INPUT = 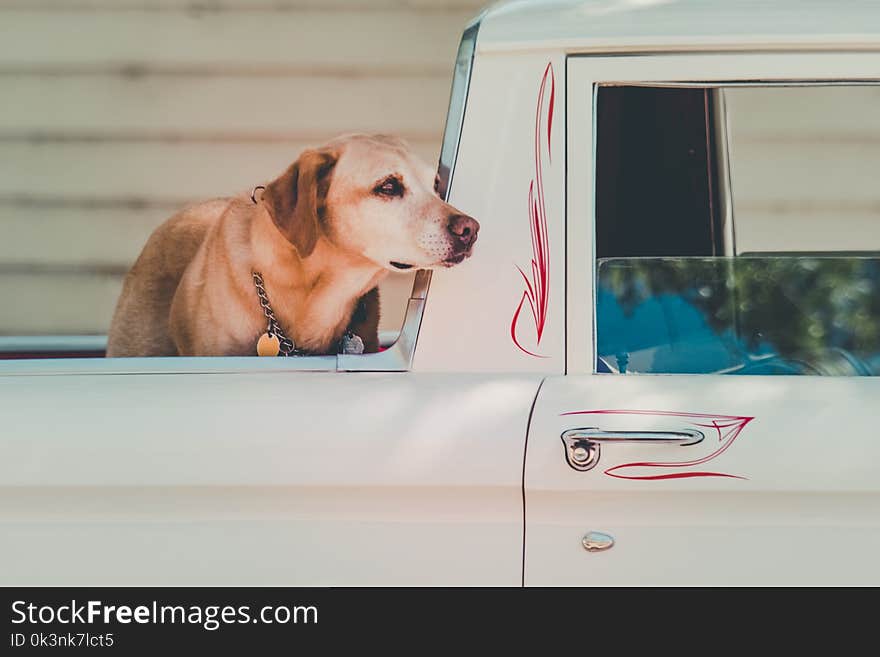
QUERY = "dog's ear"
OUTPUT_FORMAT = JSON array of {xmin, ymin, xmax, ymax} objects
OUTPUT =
[{"xmin": 262, "ymin": 148, "xmax": 338, "ymax": 257}]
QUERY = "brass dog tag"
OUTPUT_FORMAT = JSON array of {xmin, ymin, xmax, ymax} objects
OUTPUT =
[{"xmin": 257, "ymin": 332, "xmax": 280, "ymax": 357}]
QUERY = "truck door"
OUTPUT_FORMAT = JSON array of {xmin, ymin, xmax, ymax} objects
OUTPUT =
[
  {"xmin": 526, "ymin": 373, "xmax": 880, "ymax": 585},
  {"xmin": 523, "ymin": 53, "xmax": 880, "ymax": 586}
]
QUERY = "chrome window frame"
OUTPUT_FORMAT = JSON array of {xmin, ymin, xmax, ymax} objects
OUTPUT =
[{"xmin": 339, "ymin": 13, "xmax": 484, "ymax": 372}]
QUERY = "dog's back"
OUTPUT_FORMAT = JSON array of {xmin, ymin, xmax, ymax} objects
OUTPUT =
[{"xmin": 106, "ymin": 199, "xmax": 229, "ymax": 357}]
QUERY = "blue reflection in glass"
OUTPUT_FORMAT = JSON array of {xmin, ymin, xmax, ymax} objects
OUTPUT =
[{"xmin": 596, "ymin": 256, "xmax": 880, "ymax": 376}]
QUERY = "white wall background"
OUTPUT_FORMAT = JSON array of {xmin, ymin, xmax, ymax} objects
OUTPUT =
[
  {"xmin": 726, "ymin": 86, "xmax": 880, "ymax": 253},
  {"xmin": 0, "ymin": 0, "xmax": 486, "ymax": 335},
  {"xmin": 1, "ymin": 3, "xmax": 878, "ymax": 336}
]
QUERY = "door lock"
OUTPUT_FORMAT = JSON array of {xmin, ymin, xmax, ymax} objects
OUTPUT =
[{"xmin": 583, "ymin": 531, "xmax": 615, "ymax": 552}]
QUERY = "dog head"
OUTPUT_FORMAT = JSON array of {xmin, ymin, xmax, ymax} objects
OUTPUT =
[{"xmin": 262, "ymin": 134, "xmax": 479, "ymax": 271}]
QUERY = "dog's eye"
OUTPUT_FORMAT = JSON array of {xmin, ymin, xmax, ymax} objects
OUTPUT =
[{"xmin": 374, "ymin": 176, "xmax": 404, "ymax": 198}]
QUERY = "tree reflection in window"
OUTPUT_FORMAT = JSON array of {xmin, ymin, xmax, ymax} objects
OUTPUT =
[{"xmin": 597, "ymin": 257, "xmax": 880, "ymax": 376}]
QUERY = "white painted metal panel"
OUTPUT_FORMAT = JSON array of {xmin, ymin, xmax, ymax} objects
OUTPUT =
[
  {"xmin": 479, "ymin": 0, "xmax": 880, "ymax": 54},
  {"xmin": 416, "ymin": 51, "xmax": 567, "ymax": 374},
  {"xmin": 0, "ymin": 372, "xmax": 539, "ymax": 585},
  {"xmin": 526, "ymin": 375, "xmax": 880, "ymax": 586}
]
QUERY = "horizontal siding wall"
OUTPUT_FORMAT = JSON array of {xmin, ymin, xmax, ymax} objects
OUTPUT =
[
  {"xmin": 4, "ymin": 4, "xmax": 878, "ymax": 337},
  {"xmin": 0, "ymin": 0, "xmax": 485, "ymax": 335},
  {"xmin": 726, "ymin": 86, "xmax": 880, "ymax": 253}
]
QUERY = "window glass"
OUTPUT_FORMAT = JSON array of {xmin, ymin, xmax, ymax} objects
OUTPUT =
[
  {"xmin": 597, "ymin": 256, "xmax": 880, "ymax": 376},
  {"xmin": 595, "ymin": 84, "xmax": 880, "ymax": 375}
]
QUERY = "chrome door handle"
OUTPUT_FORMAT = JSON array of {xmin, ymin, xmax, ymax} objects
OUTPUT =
[{"xmin": 561, "ymin": 428, "xmax": 704, "ymax": 472}]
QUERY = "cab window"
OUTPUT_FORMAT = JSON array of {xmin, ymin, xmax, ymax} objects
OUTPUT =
[{"xmin": 595, "ymin": 84, "xmax": 880, "ymax": 376}]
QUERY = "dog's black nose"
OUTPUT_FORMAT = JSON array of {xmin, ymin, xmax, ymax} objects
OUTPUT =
[{"xmin": 447, "ymin": 214, "xmax": 480, "ymax": 248}]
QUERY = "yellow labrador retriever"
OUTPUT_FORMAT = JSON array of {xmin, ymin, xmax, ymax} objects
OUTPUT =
[{"xmin": 106, "ymin": 134, "xmax": 479, "ymax": 357}]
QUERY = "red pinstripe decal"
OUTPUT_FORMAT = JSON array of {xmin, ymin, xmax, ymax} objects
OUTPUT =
[
  {"xmin": 512, "ymin": 62, "xmax": 554, "ymax": 359},
  {"xmin": 561, "ymin": 409, "xmax": 755, "ymax": 480}
]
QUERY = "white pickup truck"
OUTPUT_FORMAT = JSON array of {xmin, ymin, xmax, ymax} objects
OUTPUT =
[{"xmin": 3, "ymin": 0, "xmax": 880, "ymax": 586}]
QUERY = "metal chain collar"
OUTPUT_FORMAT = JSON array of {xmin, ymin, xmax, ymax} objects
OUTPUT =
[
  {"xmin": 250, "ymin": 184, "xmax": 365, "ymax": 357},
  {"xmin": 252, "ymin": 271, "xmax": 303, "ymax": 356}
]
